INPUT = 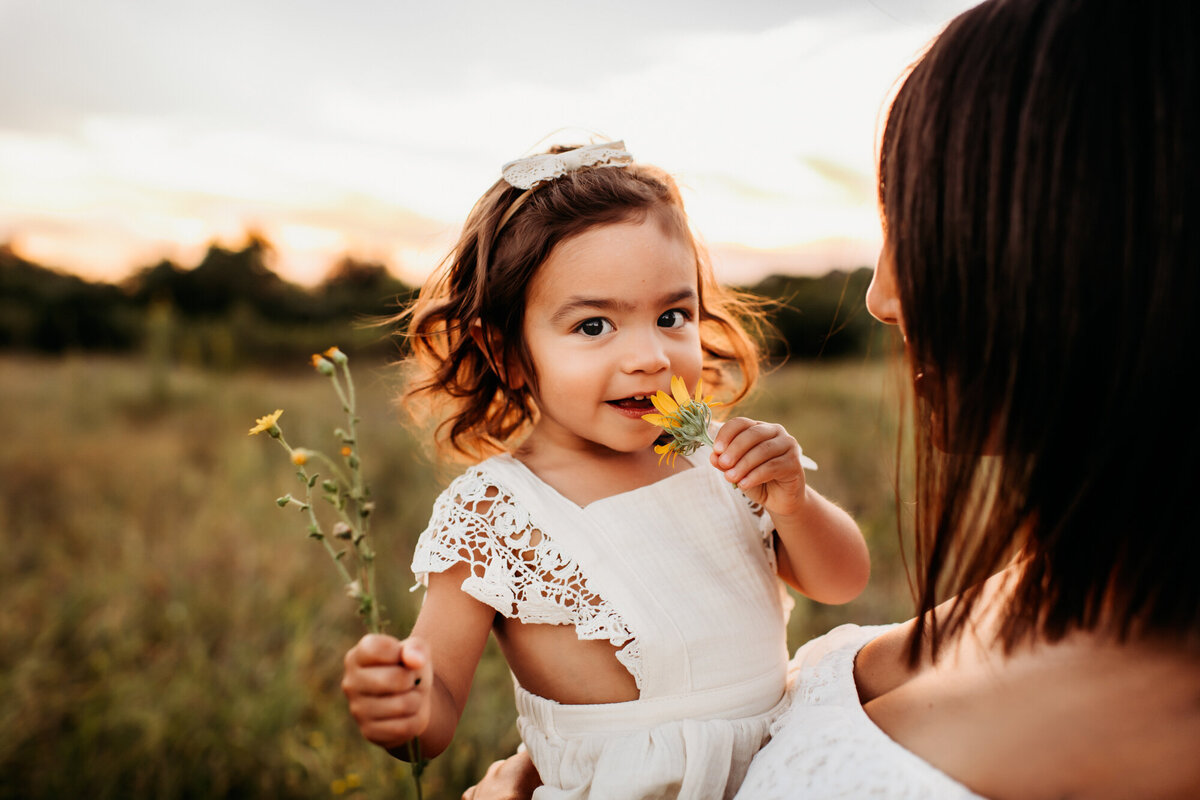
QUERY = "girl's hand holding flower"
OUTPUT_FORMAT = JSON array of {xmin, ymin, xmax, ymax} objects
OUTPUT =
[
  {"xmin": 711, "ymin": 418, "xmax": 813, "ymax": 518},
  {"xmin": 342, "ymin": 634, "xmax": 433, "ymax": 755}
]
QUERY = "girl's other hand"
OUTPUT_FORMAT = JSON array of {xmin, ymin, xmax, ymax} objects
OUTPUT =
[
  {"xmin": 462, "ymin": 750, "xmax": 542, "ymax": 800},
  {"xmin": 342, "ymin": 633, "xmax": 433, "ymax": 752},
  {"xmin": 711, "ymin": 417, "xmax": 809, "ymax": 516}
]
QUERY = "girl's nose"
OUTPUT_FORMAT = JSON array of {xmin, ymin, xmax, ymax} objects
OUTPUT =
[
  {"xmin": 866, "ymin": 248, "xmax": 902, "ymax": 326},
  {"xmin": 622, "ymin": 331, "xmax": 670, "ymax": 374}
]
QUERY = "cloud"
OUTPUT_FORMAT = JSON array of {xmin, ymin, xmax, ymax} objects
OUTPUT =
[
  {"xmin": 0, "ymin": 0, "xmax": 976, "ymax": 281},
  {"xmin": 798, "ymin": 156, "xmax": 877, "ymax": 206}
]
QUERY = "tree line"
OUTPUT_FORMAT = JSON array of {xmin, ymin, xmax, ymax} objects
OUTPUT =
[{"xmin": 0, "ymin": 237, "xmax": 887, "ymax": 367}]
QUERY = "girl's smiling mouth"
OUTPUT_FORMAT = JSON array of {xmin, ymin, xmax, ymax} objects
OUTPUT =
[{"xmin": 606, "ymin": 395, "xmax": 657, "ymax": 417}]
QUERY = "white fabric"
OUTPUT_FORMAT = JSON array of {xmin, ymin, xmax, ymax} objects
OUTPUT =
[
  {"xmin": 412, "ymin": 451, "xmax": 792, "ymax": 799},
  {"xmin": 500, "ymin": 141, "xmax": 634, "ymax": 190},
  {"xmin": 735, "ymin": 624, "xmax": 987, "ymax": 799}
]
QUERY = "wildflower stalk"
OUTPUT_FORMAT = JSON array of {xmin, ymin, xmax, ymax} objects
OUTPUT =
[{"xmin": 251, "ymin": 349, "xmax": 426, "ymax": 798}]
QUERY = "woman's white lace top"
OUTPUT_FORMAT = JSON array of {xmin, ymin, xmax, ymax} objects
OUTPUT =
[
  {"xmin": 412, "ymin": 452, "xmax": 792, "ymax": 799},
  {"xmin": 735, "ymin": 624, "xmax": 988, "ymax": 799}
]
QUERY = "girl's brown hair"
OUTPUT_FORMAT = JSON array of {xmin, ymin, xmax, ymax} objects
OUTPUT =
[
  {"xmin": 400, "ymin": 149, "xmax": 767, "ymax": 462},
  {"xmin": 880, "ymin": 0, "xmax": 1200, "ymax": 662}
]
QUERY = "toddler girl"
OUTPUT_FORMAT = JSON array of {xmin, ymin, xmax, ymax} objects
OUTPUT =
[{"xmin": 342, "ymin": 141, "xmax": 869, "ymax": 798}]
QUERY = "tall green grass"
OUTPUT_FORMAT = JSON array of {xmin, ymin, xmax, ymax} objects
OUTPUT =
[{"xmin": 0, "ymin": 353, "xmax": 910, "ymax": 798}]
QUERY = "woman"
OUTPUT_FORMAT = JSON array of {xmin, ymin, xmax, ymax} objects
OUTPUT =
[{"xmin": 467, "ymin": 0, "xmax": 1200, "ymax": 795}]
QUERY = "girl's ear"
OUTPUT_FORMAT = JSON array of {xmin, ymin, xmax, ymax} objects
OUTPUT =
[{"xmin": 469, "ymin": 319, "xmax": 526, "ymax": 389}]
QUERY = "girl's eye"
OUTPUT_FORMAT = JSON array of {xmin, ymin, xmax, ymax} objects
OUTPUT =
[
  {"xmin": 657, "ymin": 309, "xmax": 689, "ymax": 329},
  {"xmin": 577, "ymin": 318, "xmax": 613, "ymax": 337}
]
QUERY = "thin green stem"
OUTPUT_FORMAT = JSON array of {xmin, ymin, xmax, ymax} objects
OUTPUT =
[{"xmin": 312, "ymin": 450, "xmax": 353, "ymax": 489}]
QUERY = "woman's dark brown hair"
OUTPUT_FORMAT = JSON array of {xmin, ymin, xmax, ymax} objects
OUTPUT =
[
  {"xmin": 880, "ymin": 0, "xmax": 1199, "ymax": 660},
  {"xmin": 401, "ymin": 151, "xmax": 766, "ymax": 461}
]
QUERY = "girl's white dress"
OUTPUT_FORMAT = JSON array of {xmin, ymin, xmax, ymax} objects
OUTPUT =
[
  {"xmin": 412, "ymin": 451, "xmax": 792, "ymax": 799},
  {"xmin": 735, "ymin": 624, "xmax": 987, "ymax": 799}
]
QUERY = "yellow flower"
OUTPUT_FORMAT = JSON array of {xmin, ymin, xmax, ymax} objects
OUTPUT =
[
  {"xmin": 324, "ymin": 346, "xmax": 348, "ymax": 365},
  {"xmin": 248, "ymin": 409, "xmax": 284, "ymax": 436},
  {"xmin": 291, "ymin": 449, "xmax": 310, "ymax": 466},
  {"xmin": 642, "ymin": 376, "xmax": 721, "ymax": 466},
  {"xmin": 345, "ymin": 773, "xmax": 362, "ymax": 789},
  {"xmin": 340, "ymin": 446, "xmax": 353, "ymax": 458}
]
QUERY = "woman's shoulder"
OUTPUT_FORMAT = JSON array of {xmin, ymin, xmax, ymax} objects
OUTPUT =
[{"xmin": 857, "ymin": 624, "xmax": 1200, "ymax": 799}]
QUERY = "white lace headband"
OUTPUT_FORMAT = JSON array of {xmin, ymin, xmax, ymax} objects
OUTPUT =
[{"xmin": 500, "ymin": 140, "xmax": 634, "ymax": 190}]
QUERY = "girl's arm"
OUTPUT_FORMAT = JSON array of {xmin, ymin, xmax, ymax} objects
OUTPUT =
[
  {"xmin": 342, "ymin": 561, "xmax": 494, "ymax": 759},
  {"xmin": 712, "ymin": 417, "xmax": 870, "ymax": 604}
]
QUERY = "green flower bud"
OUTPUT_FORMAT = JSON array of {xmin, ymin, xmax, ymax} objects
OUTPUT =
[
  {"xmin": 323, "ymin": 346, "xmax": 348, "ymax": 365},
  {"xmin": 310, "ymin": 354, "xmax": 335, "ymax": 376}
]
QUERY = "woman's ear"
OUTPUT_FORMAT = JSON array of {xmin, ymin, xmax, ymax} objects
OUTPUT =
[{"xmin": 469, "ymin": 319, "xmax": 525, "ymax": 389}]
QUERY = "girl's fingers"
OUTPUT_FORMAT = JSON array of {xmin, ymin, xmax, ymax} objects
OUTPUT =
[
  {"xmin": 346, "ymin": 633, "xmax": 405, "ymax": 668},
  {"xmin": 716, "ymin": 427, "xmax": 795, "ymax": 475},
  {"xmin": 359, "ymin": 716, "xmax": 426, "ymax": 749},
  {"xmin": 346, "ymin": 664, "xmax": 424, "ymax": 696},
  {"xmin": 348, "ymin": 686, "xmax": 427, "ymax": 723},
  {"xmin": 712, "ymin": 416, "xmax": 756, "ymax": 454},
  {"xmin": 735, "ymin": 457, "xmax": 804, "ymax": 491},
  {"xmin": 724, "ymin": 438, "xmax": 796, "ymax": 482},
  {"xmin": 398, "ymin": 636, "xmax": 431, "ymax": 679},
  {"xmin": 713, "ymin": 420, "xmax": 781, "ymax": 468}
]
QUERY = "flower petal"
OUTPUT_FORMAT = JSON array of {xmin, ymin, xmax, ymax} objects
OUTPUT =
[
  {"xmin": 651, "ymin": 389, "xmax": 679, "ymax": 416},
  {"xmin": 693, "ymin": 377, "xmax": 705, "ymax": 402},
  {"xmin": 248, "ymin": 409, "xmax": 284, "ymax": 435},
  {"xmin": 642, "ymin": 413, "xmax": 676, "ymax": 428},
  {"xmin": 671, "ymin": 375, "xmax": 690, "ymax": 407}
]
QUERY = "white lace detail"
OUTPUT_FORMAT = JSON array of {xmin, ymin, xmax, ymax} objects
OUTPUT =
[
  {"xmin": 500, "ymin": 141, "xmax": 634, "ymax": 190},
  {"xmin": 412, "ymin": 467, "xmax": 644, "ymax": 689},
  {"xmin": 735, "ymin": 625, "xmax": 985, "ymax": 799}
]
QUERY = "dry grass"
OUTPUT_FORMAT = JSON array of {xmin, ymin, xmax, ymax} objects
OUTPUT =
[{"xmin": 0, "ymin": 353, "xmax": 911, "ymax": 799}]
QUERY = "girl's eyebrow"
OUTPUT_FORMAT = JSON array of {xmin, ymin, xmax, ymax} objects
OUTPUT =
[{"xmin": 549, "ymin": 288, "xmax": 697, "ymax": 324}]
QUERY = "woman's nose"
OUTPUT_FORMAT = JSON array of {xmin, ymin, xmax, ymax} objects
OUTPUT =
[{"xmin": 866, "ymin": 249, "xmax": 902, "ymax": 326}]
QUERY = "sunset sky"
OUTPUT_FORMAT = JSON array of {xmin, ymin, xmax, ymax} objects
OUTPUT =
[{"xmin": 0, "ymin": 0, "xmax": 978, "ymax": 286}]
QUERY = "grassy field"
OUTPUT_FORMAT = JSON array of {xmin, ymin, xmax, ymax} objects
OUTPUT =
[{"xmin": 0, "ymin": 352, "xmax": 911, "ymax": 799}]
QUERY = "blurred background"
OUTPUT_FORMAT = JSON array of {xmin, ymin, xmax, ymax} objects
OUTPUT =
[{"xmin": 1, "ymin": 0, "xmax": 975, "ymax": 797}]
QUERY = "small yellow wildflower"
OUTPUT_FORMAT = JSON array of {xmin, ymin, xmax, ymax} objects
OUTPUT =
[
  {"xmin": 291, "ymin": 449, "xmax": 310, "ymax": 466},
  {"xmin": 248, "ymin": 409, "xmax": 284, "ymax": 436},
  {"xmin": 330, "ymin": 778, "xmax": 347, "ymax": 795},
  {"xmin": 345, "ymin": 773, "xmax": 362, "ymax": 789},
  {"xmin": 642, "ymin": 376, "xmax": 721, "ymax": 466},
  {"xmin": 324, "ymin": 346, "xmax": 348, "ymax": 365},
  {"xmin": 341, "ymin": 446, "xmax": 353, "ymax": 458}
]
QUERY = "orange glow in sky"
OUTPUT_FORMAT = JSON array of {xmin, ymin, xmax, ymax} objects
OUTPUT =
[{"xmin": 0, "ymin": 1, "xmax": 977, "ymax": 286}]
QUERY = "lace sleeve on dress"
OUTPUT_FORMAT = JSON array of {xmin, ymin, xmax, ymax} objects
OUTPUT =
[{"xmin": 411, "ymin": 467, "xmax": 644, "ymax": 688}]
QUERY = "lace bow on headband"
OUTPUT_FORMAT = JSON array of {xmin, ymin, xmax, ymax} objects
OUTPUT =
[{"xmin": 501, "ymin": 140, "xmax": 633, "ymax": 190}]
